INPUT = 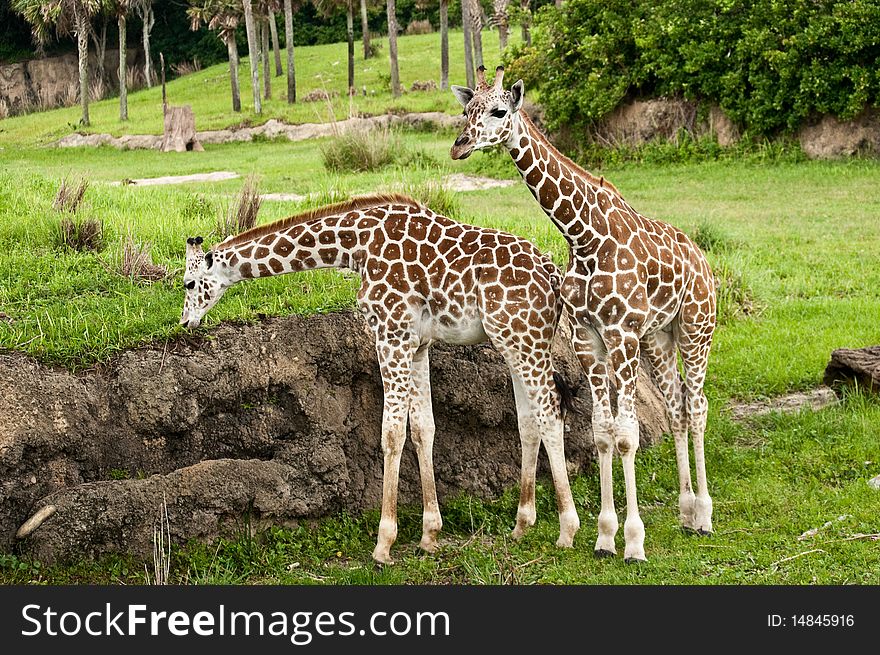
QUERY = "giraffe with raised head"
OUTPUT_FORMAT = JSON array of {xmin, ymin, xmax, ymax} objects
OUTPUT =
[
  {"xmin": 449, "ymin": 66, "xmax": 716, "ymax": 562},
  {"xmin": 180, "ymin": 194, "xmax": 581, "ymax": 564}
]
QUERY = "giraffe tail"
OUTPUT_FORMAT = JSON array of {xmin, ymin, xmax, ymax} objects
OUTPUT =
[{"xmin": 553, "ymin": 371, "xmax": 580, "ymax": 417}]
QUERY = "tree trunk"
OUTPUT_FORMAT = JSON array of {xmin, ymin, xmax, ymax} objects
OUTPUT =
[
  {"xmin": 520, "ymin": 0, "xmax": 531, "ymax": 46},
  {"xmin": 461, "ymin": 0, "xmax": 475, "ymax": 89},
  {"xmin": 494, "ymin": 0, "xmax": 509, "ymax": 50},
  {"xmin": 555, "ymin": 0, "xmax": 562, "ymax": 7},
  {"xmin": 76, "ymin": 14, "xmax": 90, "ymax": 126},
  {"xmin": 440, "ymin": 0, "xmax": 448, "ymax": 90},
  {"xmin": 141, "ymin": 4, "xmax": 155, "ymax": 88},
  {"xmin": 346, "ymin": 1, "xmax": 355, "ymax": 93},
  {"xmin": 283, "ymin": 0, "xmax": 295, "ymax": 103},
  {"xmin": 470, "ymin": 0, "xmax": 483, "ymax": 69},
  {"xmin": 242, "ymin": 0, "xmax": 262, "ymax": 113},
  {"xmin": 118, "ymin": 13, "xmax": 127, "ymax": 121},
  {"xmin": 269, "ymin": 11, "xmax": 282, "ymax": 76},
  {"xmin": 227, "ymin": 35, "xmax": 242, "ymax": 112},
  {"xmin": 386, "ymin": 0, "xmax": 400, "ymax": 97},
  {"xmin": 360, "ymin": 0, "xmax": 371, "ymax": 59},
  {"xmin": 261, "ymin": 17, "xmax": 271, "ymax": 100}
]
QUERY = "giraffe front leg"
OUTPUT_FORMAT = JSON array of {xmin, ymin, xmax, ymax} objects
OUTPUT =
[
  {"xmin": 371, "ymin": 331, "xmax": 415, "ymax": 566},
  {"xmin": 571, "ymin": 324, "xmax": 618, "ymax": 556},
  {"xmin": 408, "ymin": 348, "xmax": 443, "ymax": 554},
  {"xmin": 607, "ymin": 332, "xmax": 646, "ymax": 562}
]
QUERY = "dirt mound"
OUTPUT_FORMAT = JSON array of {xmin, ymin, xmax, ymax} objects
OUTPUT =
[
  {"xmin": 595, "ymin": 98, "xmax": 740, "ymax": 147},
  {"xmin": 0, "ymin": 312, "xmax": 669, "ymax": 563},
  {"xmin": 798, "ymin": 111, "xmax": 880, "ymax": 159}
]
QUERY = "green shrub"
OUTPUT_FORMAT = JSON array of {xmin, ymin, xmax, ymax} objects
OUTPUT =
[
  {"xmin": 402, "ymin": 181, "xmax": 462, "ymax": 220},
  {"xmin": 507, "ymin": 0, "xmax": 880, "ymax": 138}
]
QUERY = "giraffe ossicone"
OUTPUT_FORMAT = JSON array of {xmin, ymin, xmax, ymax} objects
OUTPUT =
[
  {"xmin": 180, "ymin": 194, "xmax": 581, "ymax": 564},
  {"xmin": 451, "ymin": 66, "xmax": 717, "ymax": 561}
]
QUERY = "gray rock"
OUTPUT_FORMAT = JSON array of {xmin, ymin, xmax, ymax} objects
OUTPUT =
[{"xmin": 824, "ymin": 346, "xmax": 880, "ymax": 394}]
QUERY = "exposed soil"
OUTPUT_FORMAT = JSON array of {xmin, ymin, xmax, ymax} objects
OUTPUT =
[
  {"xmin": 443, "ymin": 173, "xmax": 517, "ymax": 192},
  {"xmin": 110, "ymin": 172, "xmax": 240, "ymax": 186},
  {"xmin": 0, "ymin": 312, "xmax": 670, "ymax": 563}
]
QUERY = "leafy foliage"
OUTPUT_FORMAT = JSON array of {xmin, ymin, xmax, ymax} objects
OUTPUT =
[{"xmin": 507, "ymin": 0, "xmax": 880, "ymax": 137}]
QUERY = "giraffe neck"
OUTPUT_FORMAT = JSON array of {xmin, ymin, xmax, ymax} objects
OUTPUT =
[
  {"xmin": 507, "ymin": 113, "xmax": 616, "ymax": 245},
  {"xmin": 216, "ymin": 214, "xmax": 369, "ymax": 282}
]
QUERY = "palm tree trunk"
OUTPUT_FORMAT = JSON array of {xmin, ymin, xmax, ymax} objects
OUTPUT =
[
  {"xmin": 386, "ymin": 0, "xmax": 400, "ymax": 97},
  {"xmin": 461, "ymin": 0, "xmax": 475, "ymax": 88},
  {"xmin": 227, "ymin": 35, "xmax": 241, "ymax": 112},
  {"xmin": 269, "ymin": 11, "xmax": 282, "ymax": 76},
  {"xmin": 494, "ymin": 0, "xmax": 509, "ymax": 50},
  {"xmin": 118, "ymin": 13, "xmax": 127, "ymax": 121},
  {"xmin": 520, "ymin": 0, "xmax": 531, "ymax": 46},
  {"xmin": 76, "ymin": 13, "xmax": 90, "ymax": 126},
  {"xmin": 470, "ymin": 0, "xmax": 483, "ymax": 69},
  {"xmin": 242, "ymin": 0, "xmax": 261, "ymax": 113},
  {"xmin": 261, "ymin": 17, "xmax": 271, "ymax": 100},
  {"xmin": 359, "ymin": 0, "xmax": 371, "ymax": 59},
  {"xmin": 440, "ymin": 0, "xmax": 448, "ymax": 90},
  {"xmin": 346, "ymin": 0, "xmax": 354, "ymax": 93},
  {"xmin": 283, "ymin": 0, "xmax": 295, "ymax": 103},
  {"xmin": 141, "ymin": 4, "xmax": 155, "ymax": 88}
]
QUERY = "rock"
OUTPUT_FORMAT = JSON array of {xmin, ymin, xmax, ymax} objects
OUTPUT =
[
  {"xmin": 1, "ymin": 312, "xmax": 670, "ymax": 563},
  {"xmin": 823, "ymin": 346, "xmax": 880, "ymax": 394},
  {"xmin": 869, "ymin": 475, "xmax": 880, "ymax": 490},
  {"xmin": 708, "ymin": 105, "xmax": 740, "ymax": 147},
  {"xmin": 798, "ymin": 111, "xmax": 880, "ymax": 159}
]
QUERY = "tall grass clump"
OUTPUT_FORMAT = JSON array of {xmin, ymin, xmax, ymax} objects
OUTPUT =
[
  {"xmin": 321, "ymin": 127, "xmax": 399, "ymax": 173},
  {"xmin": 52, "ymin": 176, "xmax": 105, "ymax": 252},
  {"xmin": 218, "ymin": 175, "xmax": 262, "ymax": 239},
  {"xmin": 402, "ymin": 181, "xmax": 461, "ymax": 220},
  {"xmin": 713, "ymin": 259, "xmax": 759, "ymax": 324},
  {"xmin": 119, "ymin": 232, "xmax": 168, "ymax": 283}
]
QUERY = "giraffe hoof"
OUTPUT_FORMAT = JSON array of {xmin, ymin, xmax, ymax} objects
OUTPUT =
[
  {"xmin": 594, "ymin": 549, "xmax": 616, "ymax": 559},
  {"xmin": 624, "ymin": 556, "xmax": 647, "ymax": 565},
  {"xmin": 697, "ymin": 527, "xmax": 713, "ymax": 537}
]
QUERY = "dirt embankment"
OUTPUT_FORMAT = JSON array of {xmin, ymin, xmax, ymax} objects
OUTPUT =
[{"xmin": 0, "ymin": 312, "xmax": 670, "ymax": 563}]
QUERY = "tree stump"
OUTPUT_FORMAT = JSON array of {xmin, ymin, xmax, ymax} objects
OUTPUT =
[
  {"xmin": 160, "ymin": 105, "xmax": 204, "ymax": 152},
  {"xmin": 823, "ymin": 346, "xmax": 880, "ymax": 394}
]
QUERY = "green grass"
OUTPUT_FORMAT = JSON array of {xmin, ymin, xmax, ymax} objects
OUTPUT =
[
  {"xmin": 0, "ymin": 29, "xmax": 504, "ymax": 147},
  {"xmin": 1, "ymin": 32, "xmax": 879, "ymax": 585}
]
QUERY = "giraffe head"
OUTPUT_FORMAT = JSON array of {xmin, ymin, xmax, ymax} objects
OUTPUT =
[
  {"xmin": 450, "ymin": 65, "xmax": 524, "ymax": 160},
  {"xmin": 180, "ymin": 236, "xmax": 230, "ymax": 329}
]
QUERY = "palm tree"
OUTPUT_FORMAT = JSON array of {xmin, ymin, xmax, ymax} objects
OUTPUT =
[
  {"xmin": 493, "ymin": 0, "xmax": 509, "ymax": 50},
  {"xmin": 242, "ymin": 0, "xmax": 262, "ymax": 113},
  {"xmin": 259, "ymin": 8, "xmax": 271, "ymax": 99},
  {"xmin": 13, "ymin": 0, "xmax": 104, "ymax": 126},
  {"xmin": 359, "ymin": 0, "xmax": 370, "ymax": 59},
  {"xmin": 468, "ymin": 0, "xmax": 483, "ymax": 69},
  {"xmin": 386, "ymin": 0, "xmax": 399, "ymax": 96},
  {"xmin": 460, "ymin": 0, "xmax": 474, "ymax": 88},
  {"xmin": 439, "ymin": 0, "xmax": 448, "ymax": 89},
  {"xmin": 283, "ymin": 0, "xmax": 295, "ymax": 102},
  {"xmin": 314, "ymin": 0, "xmax": 355, "ymax": 94},
  {"xmin": 134, "ymin": 0, "xmax": 154, "ymax": 87},
  {"xmin": 520, "ymin": 0, "xmax": 530, "ymax": 45},
  {"xmin": 188, "ymin": 0, "xmax": 242, "ymax": 112},
  {"xmin": 113, "ymin": 0, "xmax": 131, "ymax": 121},
  {"xmin": 267, "ymin": 1, "xmax": 282, "ymax": 76}
]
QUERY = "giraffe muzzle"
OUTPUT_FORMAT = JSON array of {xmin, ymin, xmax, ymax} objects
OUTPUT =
[{"xmin": 450, "ymin": 133, "xmax": 474, "ymax": 160}]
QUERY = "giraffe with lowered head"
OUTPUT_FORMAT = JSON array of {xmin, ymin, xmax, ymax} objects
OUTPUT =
[
  {"xmin": 180, "ymin": 193, "xmax": 581, "ymax": 564},
  {"xmin": 450, "ymin": 66, "xmax": 717, "ymax": 561}
]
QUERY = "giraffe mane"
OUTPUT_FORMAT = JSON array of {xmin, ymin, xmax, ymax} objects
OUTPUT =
[
  {"xmin": 519, "ymin": 113, "xmax": 621, "ymax": 196},
  {"xmin": 215, "ymin": 193, "xmax": 422, "ymax": 249}
]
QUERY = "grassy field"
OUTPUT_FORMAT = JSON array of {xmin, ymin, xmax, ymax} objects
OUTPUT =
[{"xmin": 1, "ymin": 32, "xmax": 878, "ymax": 585}]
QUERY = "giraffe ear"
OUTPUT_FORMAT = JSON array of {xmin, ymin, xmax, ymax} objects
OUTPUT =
[
  {"xmin": 451, "ymin": 85, "xmax": 474, "ymax": 109},
  {"xmin": 509, "ymin": 79, "xmax": 525, "ymax": 113}
]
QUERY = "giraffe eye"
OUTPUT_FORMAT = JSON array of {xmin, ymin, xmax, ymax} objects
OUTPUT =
[
  {"xmin": 490, "ymin": 108, "xmax": 507, "ymax": 119},
  {"xmin": 184, "ymin": 281, "xmax": 196, "ymax": 290}
]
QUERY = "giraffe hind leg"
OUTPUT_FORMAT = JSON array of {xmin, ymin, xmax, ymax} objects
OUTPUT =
[{"xmin": 642, "ymin": 329, "xmax": 696, "ymax": 530}]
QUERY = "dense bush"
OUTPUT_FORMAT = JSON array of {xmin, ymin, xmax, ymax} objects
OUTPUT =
[{"xmin": 507, "ymin": 0, "xmax": 880, "ymax": 137}]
